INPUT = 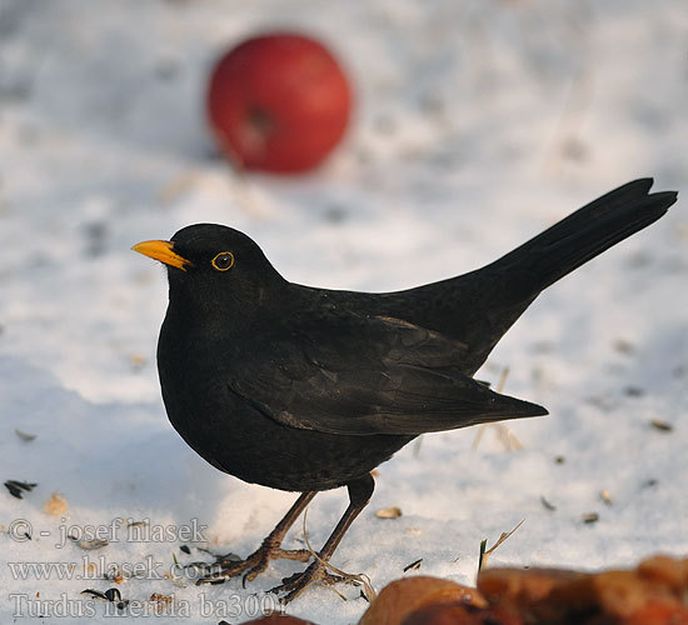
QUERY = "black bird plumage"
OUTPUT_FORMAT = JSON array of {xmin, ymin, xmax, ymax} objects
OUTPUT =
[{"xmin": 133, "ymin": 178, "xmax": 677, "ymax": 601}]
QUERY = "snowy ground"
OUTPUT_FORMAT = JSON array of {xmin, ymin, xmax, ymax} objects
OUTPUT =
[{"xmin": 0, "ymin": 1, "xmax": 686, "ymax": 623}]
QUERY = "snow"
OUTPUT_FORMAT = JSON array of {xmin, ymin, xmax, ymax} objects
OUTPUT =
[{"xmin": 0, "ymin": 1, "xmax": 686, "ymax": 623}]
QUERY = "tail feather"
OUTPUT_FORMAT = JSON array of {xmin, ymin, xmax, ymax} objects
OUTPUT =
[
  {"xmin": 488, "ymin": 179, "xmax": 677, "ymax": 295},
  {"xmin": 386, "ymin": 178, "xmax": 678, "ymax": 375},
  {"xmin": 449, "ymin": 179, "xmax": 677, "ymax": 373}
]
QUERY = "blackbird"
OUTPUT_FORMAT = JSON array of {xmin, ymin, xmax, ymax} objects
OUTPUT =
[{"xmin": 133, "ymin": 178, "xmax": 676, "ymax": 602}]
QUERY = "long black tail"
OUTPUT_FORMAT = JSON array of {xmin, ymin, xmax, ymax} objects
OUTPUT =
[
  {"xmin": 438, "ymin": 178, "xmax": 678, "ymax": 373},
  {"xmin": 488, "ymin": 178, "xmax": 677, "ymax": 294}
]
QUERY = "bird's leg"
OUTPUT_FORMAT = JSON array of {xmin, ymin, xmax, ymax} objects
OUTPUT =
[
  {"xmin": 269, "ymin": 473, "xmax": 375, "ymax": 604},
  {"xmin": 196, "ymin": 490, "xmax": 316, "ymax": 586}
]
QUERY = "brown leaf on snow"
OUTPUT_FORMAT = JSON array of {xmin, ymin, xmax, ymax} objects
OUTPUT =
[
  {"xmin": 43, "ymin": 492, "xmax": 68, "ymax": 516},
  {"xmin": 376, "ymin": 506, "xmax": 402, "ymax": 519}
]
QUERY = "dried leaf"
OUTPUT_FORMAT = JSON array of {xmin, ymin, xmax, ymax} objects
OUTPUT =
[
  {"xmin": 4, "ymin": 480, "xmax": 37, "ymax": 499},
  {"xmin": 403, "ymin": 558, "xmax": 423, "ymax": 573},
  {"xmin": 104, "ymin": 587, "xmax": 129, "ymax": 610},
  {"xmin": 43, "ymin": 492, "xmax": 68, "ymax": 516},
  {"xmin": 15, "ymin": 429, "xmax": 37, "ymax": 442},
  {"xmin": 599, "ymin": 490, "xmax": 613, "ymax": 506},
  {"xmin": 127, "ymin": 519, "xmax": 148, "ymax": 529},
  {"xmin": 81, "ymin": 589, "xmax": 107, "ymax": 600},
  {"xmin": 149, "ymin": 592, "xmax": 173, "ymax": 604},
  {"xmin": 613, "ymin": 339, "xmax": 636, "ymax": 355},
  {"xmin": 540, "ymin": 496, "xmax": 557, "ymax": 511},
  {"xmin": 70, "ymin": 534, "xmax": 109, "ymax": 550},
  {"xmin": 129, "ymin": 354, "xmax": 147, "ymax": 370},
  {"xmin": 375, "ymin": 506, "xmax": 402, "ymax": 519},
  {"xmin": 479, "ymin": 519, "xmax": 525, "ymax": 571},
  {"xmin": 149, "ymin": 593, "xmax": 173, "ymax": 614},
  {"xmin": 650, "ymin": 419, "xmax": 673, "ymax": 432}
]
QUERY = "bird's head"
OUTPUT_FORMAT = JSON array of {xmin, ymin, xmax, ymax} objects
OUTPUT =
[{"xmin": 132, "ymin": 224, "xmax": 286, "ymax": 312}]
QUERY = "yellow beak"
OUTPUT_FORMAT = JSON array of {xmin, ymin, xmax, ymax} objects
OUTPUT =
[{"xmin": 131, "ymin": 240, "xmax": 192, "ymax": 271}]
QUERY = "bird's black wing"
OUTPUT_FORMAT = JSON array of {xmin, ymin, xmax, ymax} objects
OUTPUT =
[{"xmin": 227, "ymin": 313, "xmax": 547, "ymax": 436}]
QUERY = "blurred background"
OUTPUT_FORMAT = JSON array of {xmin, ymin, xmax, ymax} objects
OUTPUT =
[
  {"xmin": 1, "ymin": 0, "xmax": 685, "ymax": 402},
  {"xmin": 0, "ymin": 1, "xmax": 686, "ymax": 622}
]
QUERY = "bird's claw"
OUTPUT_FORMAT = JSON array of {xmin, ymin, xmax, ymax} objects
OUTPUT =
[
  {"xmin": 268, "ymin": 561, "xmax": 359, "ymax": 604},
  {"xmin": 242, "ymin": 547, "xmax": 312, "ymax": 586},
  {"xmin": 193, "ymin": 544, "xmax": 312, "ymax": 587}
]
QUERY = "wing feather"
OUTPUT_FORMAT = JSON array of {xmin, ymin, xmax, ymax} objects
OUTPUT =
[{"xmin": 227, "ymin": 313, "xmax": 547, "ymax": 436}]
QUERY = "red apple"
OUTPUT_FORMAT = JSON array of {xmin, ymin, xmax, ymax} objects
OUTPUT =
[{"xmin": 206, "ymin": 32, "xmax": 353, "ymax": 173}]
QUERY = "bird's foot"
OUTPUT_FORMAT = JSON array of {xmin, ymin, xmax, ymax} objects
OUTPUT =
[
  {"xmin": 194, "ymin": 539, "xmax": 312, "ymax": 587},
  {"xmin": 268, "ymin": 560, "xmax": 360, "ymax": 604}
]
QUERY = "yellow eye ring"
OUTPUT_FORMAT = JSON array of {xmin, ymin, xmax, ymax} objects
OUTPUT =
[{"xmin": 211, "ymin": 251, "xmax": 235, "ymax": 272}]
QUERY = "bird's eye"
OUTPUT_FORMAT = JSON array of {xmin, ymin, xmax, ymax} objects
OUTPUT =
[{"xmin": 211, "ymin": 251, "xmax": 235, "ymax": 272}]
